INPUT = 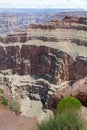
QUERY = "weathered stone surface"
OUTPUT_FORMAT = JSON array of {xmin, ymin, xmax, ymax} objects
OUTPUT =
[
  {"xmin": 0, "ymin": 14, "xmax": 87, "ymax": 120},
  {"xmin": 4, "ymin": 33, "xmax": 28, "ymax": 43},
  {"xmin": 0, "ymin": 44, "xmax": 87, "ymax": 84},
  {"xmin": 0, "ymin": 15, "xmax": 87, "ymax": 44},
  {"xmin": 63, "ymin": 15, "xmax": 79, "ymax": 23},
  {"xmin": 71, "ymin": 38, "xmax": 87, "ymax": 47},
  {"xmin": 29, "ymin": 15, "xmax": 87, "ymax": 31},
  {"xmin": 48, "ymin": 77, "xmax": 87, "ymax": 109},
  {"xmin": 0, "ymin": 74, "xmax": 54, "ymax": 120}
]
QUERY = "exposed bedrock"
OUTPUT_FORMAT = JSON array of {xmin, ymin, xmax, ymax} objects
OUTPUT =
[
  {"xmin": 0, "ymin": 45, "xmax": 87, "ymax": 83},
  {"xmin": 4, "ymin": 33, "xmax": 28, "ymax": 43},
  {"xmin": 48, "ymin": 77, "xmax": 87, "ymax": 109},
  {"xmin": 1, "ymin": 15, "xmax": 87, "ymax": 44},
  {"xmin": 1, "ymin": 33, "xmax": 59, "ymax": 43},
  {"xmin": 29, "ymin": 15, "xmax": 87, "ymax": 31}
]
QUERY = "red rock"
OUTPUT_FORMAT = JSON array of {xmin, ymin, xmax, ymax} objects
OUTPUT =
[
  {"xmin": 48, "ymin": 77, "xmax": 87, "ymax": 109},
  {"xmin": 0, "ymin": 44, "xmax": 87, "ymax": 84},
  {"xmin": 28, "ymin": 15, "xmax": 87, "ymax": 31}
]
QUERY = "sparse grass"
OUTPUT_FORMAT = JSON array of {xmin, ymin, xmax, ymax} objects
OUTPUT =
[
  {"xmin": 8, "ymin": 100, "xmax": 20, "ymax": 113},
  {"xmin": 37, "ymin": 96, "xmax": 84, "ymax": 130},
  {"xmin": 37, "ymin": 111, "xmax": 86, "ymax": 130},
  {"xmin": 0, "ymin": 88, "xmax": 4, "ymax": 94},
  {"xmin": 57, "ymin": 96, "xmax": 82, "ymax": 113},
  {"xmin": 1, "ymin": 97, "xmax": 8, "ymax": 106}
]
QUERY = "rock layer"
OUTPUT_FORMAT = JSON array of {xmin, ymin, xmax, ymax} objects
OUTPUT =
[
  {"xmin": 0, "ymin": 15, "xmax": 87, "ymax": 120},
  {"xmin": 29, "ymin": 15, "xmax": 87, "ymax": 31},
  {"xmin": 48, "ymin": 77, "xmax": 87, "ymax": 109},
  {"xmin": 0, "ymin": 44, "xmax": 87, "ymax": 83}
]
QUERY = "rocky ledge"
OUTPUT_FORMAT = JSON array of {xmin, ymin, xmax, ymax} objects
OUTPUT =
[
  {"xmin": 49, "ymin": 77, "xmax": 87, "ymax": 109},
  {"xmin": 0, "ymin": 15, "xmax": 87, "ymax": 121},
  {"xmin": 0, "ymin": 43, "xmax": 87, "ymax": 120},
  {"xmin": 0, "ymin": 44, "xmax": 87, "ymax": 83},
  {"xmin": 29, "ymin": 15, "xmax": 87, "ymax": 31}
]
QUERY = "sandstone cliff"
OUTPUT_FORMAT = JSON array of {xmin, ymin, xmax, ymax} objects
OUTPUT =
[
  {"xmin": 0, "ymin": 15, "xmax": 87, "ymax": 120},
  {"xmin": 0, "ymin": 11, "xmax": 87, "ymax": 34},
  {"xmin": 0, "ymin": 44, "xmax": 87, "ymax": 83},
  {"xmin": 1, "ymin": 15, "xmax": 87, "ymax": 46},
  {"xmin": 29, "ymin": 15, "xmax": 87, "ymax": 31}
]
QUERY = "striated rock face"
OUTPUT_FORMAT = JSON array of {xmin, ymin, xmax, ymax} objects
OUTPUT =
[
  {"xmin": 1, "ymin": 15, "xmax": 87, "ymax": 45},
  {"xmin": 0, "ymin": 45, "xmax": 87, "ymax": 83},
  {"xmin": 0, "ymin": 14, "xmax": 87, "ymax": 120},
  {"xmin": 63, "ymin": 15, "xmax": 87, "ymax": 24},
  {"xmin": 63, "ymin": 15, "xmax": 79, "ymax": 23},
  {"xmin": 29, "ymin": 15, "xmax": 87, "ymax": 31},
  {"xmin": 0, "ymin": 16, "xmax": 87, "ymax": 83},
  {"xmin": 3, "ymin": 33, "xmax": 28, "ymax": 43},
  {"xmin": 0, "ymin": 11, "xmax": 87, "ymax": 34},
  {"xmin": 1, "ymin": 33, "xmax": 59, "ymax": 43},
  {"xmin": 48, "ymin": 77, "xmax": 87, "ymax": 109},
  {"xmin": 0, "ymin": 13, "xmax": 58, "ymax": 34}
]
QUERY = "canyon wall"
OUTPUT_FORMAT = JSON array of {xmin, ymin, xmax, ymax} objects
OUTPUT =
[
  {"xmin": 0, "ymin": 44, "xmax": 87, "ymax": 83},
  {"xmin": 0, "ymin": 15, "xmax": 87, "ymax": 118},
  {"xmin": 29, "ymin": 16, "xmax": 87, "ymax": 31},
  {"xmin": 0, "ymin": 15, "xmax": 87, "ymax": 83},
  {"xmin": 0, "ymin": 13, "xmax": 57, "ymax": 34},
  {"xmin": 0, "ymin": 11, "xmax": 87, "ymax": 34}
]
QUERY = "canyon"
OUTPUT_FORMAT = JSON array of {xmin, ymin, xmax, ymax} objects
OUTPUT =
[
  {"xmin": 0, "ymin": 9, "xmax": 87, "ymax": 34},
  {"xmin": 0, "ymin": 14, "xmax": 87, "ymax": 122}
]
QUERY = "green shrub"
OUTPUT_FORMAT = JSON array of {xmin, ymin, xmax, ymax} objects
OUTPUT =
[
  {"xmin": 8, "ymin": 100, "xmax": 20, "ymax": 112},
  {"xmin": 37, "ymin": 111, "xmax": 85, "ymax": 130},
  {"xmin": 1, "ymin": 97, "xmax": 8, "ymax": 106},
  {"xmin": 57, "ymin": 96, "xmax": 82, "ymax": 113},
  {"xmin": 0, "ymin": 88, "xmax": 4, "ymax": 94}
]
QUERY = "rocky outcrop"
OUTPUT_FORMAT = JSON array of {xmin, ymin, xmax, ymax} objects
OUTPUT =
[
  {"xmin": 63, "ymin": 15, "xmax": 87, "ymax": 24},
  {"xmin": 0, "ymin": 44, "xmax": 87, "ymax": 84},
  {"xmin": 29, "ymin": 15, "xmax": 87, "ymax": 31},
  {"xmin": 3, "ymin": 33, "xmax": 28, "ymax": 43},
  {"xmin": 0, "ymin": 14, "xmax": 87, "ymax": 120},
  {"xmin": 29, "ymin": 21, "xmax": 87, "ymax": 31},
  {"xmin": 63, "ymin": 15, "xmax": 79, "ymax": 23},
  {"xmin": 71, "ymin": 38, "xmax": 87, "ymax": 47},
  {"xmin": 78, "ymin": 17, "xmax": 87, "ymax": 24},
  {"xmin": 2, "ymin": 34, "xmax": 58, "ymax": 44},
  {"xmin": 0, "ymin": 15, "xmax": 87, "ymax": 44},
  {"xmin": 47, "ymin": 77, "xmax": 87, "ymax": 109},
  {"xmin": 0, "ymin": 12, "xmax": 87, "ymax": 34},
  {"xmin": 0, "ymin": 12, "xmax": 78, "ymax": 34},
  {"xmin": 0, "ymin": 13, "xmax": 58, "ymax": 34}
]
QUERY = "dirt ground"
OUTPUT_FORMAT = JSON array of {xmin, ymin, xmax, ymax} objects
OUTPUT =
[
  {"xmin": 0, "ymin": 86, "xmax": 38, "ymax": 130},
  {"xmin": 0, "ymin": 105, "xmax": 38, "ymax": 130}
]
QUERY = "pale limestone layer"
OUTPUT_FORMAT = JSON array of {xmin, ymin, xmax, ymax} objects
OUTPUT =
[
  {"xmin": 0, "ymin": 73, "xmax": 69, "ymax": 121},
  {"xmin": 0, "ymin": 74, "xmax": 56, "ymax": 121},
  {"xmin": 0, "ymin": 27, "xmax": 87, "ymax": 121},
  {"xmin": 28, "ymin": 28, "xmax": 87, "ymax": 41},
  {"xmin": 0, "ymin": 28, "xmax": 87, "ymax": 59},
  {"xmin": 0, "ymin": 40, "xmax": 87, "ymax": 59}
]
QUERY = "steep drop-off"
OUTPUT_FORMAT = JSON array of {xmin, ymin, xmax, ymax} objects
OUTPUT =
[
  {"xmin": 0, "ymin": 15, "xmax": 87, "ymax": 120},
  {"xmin": 0, "ymin": 44, "xmax": 87, "ymax": 83}
]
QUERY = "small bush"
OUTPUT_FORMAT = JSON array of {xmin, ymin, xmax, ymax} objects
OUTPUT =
[
  {"xmin": 8, "ymin": 100, "xmax": 20, "ymax": 112},
  {"xmin": 0, "ymin": 88, "xmax": 4, "ymax": 94},
  {"xmin": 37, "ymin": 111, "xmax": 85, "ymax": 130},
  {"xmin": 57, "ymin": 96, "xmax": 82, "ymax": 113},
  {"xmin": 1, "ymin": 97, "xmax": 8, "ymax": 106}
]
